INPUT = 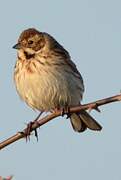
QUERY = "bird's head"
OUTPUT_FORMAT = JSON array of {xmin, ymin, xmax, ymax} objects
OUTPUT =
[{"xmin": 13, "ymin": 28, "xmax": 46, "ymax": 58}]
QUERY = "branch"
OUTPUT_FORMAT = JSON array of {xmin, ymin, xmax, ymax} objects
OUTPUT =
[{"xmin": 0, "ymin": 94, "xmax": 121, "ymax": 150}]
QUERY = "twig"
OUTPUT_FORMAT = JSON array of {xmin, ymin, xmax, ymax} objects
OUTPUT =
[{"xmin": 0, "ymin": 94, "xmax": 121, "ymax": 150}]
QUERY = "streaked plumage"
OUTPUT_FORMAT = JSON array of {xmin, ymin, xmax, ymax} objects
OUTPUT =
[{"xmin": 13, "ymin": 28, "xmax": 102, "ymax": 132}]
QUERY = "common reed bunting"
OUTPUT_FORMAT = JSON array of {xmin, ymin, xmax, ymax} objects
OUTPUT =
[{"xmin": 13, "ymin": 28, "xmax": 102, "ymax": 132}]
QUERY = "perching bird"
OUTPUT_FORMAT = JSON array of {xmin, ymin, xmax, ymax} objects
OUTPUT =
[{"xmin": 13, "ymin": 28, "xmax": 102, "ymax": 132}]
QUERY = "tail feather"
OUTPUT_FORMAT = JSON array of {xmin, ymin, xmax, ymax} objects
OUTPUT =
[
  {"xmin": 70, "ymin": 113, "xmax": 87, "ymax": 132},
  {"xmin": 70, "ymin": 110, "xmax": 102, "ymax": 132}
]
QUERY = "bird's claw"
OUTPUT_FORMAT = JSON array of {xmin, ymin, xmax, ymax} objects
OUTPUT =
[
  {"xmin": 61, "ymin": 106, "xmax": 71, "ymax": 119},
  {"xmin": 22, "ymin": 112, "xmax": 43, "ymax": 141},
  {"xmin": 24, "ymin": 121, "xmax": 33, "ymax": 142},
  {"xmin": 53, "ymin": 106, "xmax": 71, "ymax": 118},
  {"xmin": 22, "ymin": 120, "xmax": 39, "ymax": 142}
]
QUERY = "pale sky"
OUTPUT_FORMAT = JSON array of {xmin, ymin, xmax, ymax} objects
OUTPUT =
[{"xmin": 0, "ymin": 0, "xmax": 121, "ymax": 179}]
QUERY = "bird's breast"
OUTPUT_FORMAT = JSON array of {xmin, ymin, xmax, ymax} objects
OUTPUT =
[{"xmin": 14, "ymin": 56, "xmax": 84, "ymax": 111}]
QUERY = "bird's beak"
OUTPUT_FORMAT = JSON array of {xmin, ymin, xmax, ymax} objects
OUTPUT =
[{"xmin": 13, "ymin": 43, "xmax": 21, "ymax": 49}]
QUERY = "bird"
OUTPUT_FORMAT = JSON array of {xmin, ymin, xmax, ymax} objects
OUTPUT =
[{"xmin": 13, "ymin": 28, "xmax": 102, "ymax": 133}]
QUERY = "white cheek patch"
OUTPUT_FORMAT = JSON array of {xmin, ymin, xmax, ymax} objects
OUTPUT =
[{"xmin": 17, "ymin": 49, "xmax": 25, "ymax": 59}]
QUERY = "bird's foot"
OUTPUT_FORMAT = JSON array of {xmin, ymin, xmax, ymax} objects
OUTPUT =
[
  {"xmin": 24, "ymin": 121, "xmax": 33, "ymax": 142},
  {"xmin": 22, "ymin": 112, "xmax": 43, "ymax": 142},
  {"xmin": 52, "ymin": 106, "xmax": 71, "ymax": 118},
  {"xmin": 61, "ymin": 106, "xmax": 71, "ymax": 119},
  {"xmin": 23, "ymin": 120, "xmax": 40, "ymax": 142}
]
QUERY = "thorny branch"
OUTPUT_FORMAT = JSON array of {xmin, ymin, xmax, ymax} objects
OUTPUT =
[{"xmin": 0, "ymin": 94, "xmax": 121, "ymax": 150}]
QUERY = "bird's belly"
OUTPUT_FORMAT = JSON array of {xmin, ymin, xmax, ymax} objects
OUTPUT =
[{"xmin": 15, "ymin": 67, "xmax": 83, "ymax": 111}]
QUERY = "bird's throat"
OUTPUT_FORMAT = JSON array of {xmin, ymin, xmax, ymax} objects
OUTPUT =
[{"xmin": 24, "ymin": 51, "xmax": 35, "ymax": 60}]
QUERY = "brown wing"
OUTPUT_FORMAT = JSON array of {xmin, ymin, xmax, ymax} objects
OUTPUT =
[
  {"xmin": 43, "ymin": 32, "xmax": 84, "ymax": 88},
  {"xmin": 44, "ymin": 32, "xmax": 82, "ymax": 76}
]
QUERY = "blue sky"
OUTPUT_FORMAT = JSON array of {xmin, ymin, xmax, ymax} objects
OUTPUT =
[{"xmin": 0, "ymin": 0, "xmax": 121, "ymax": 179}]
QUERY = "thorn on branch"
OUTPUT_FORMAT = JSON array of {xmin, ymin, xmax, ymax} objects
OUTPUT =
[{"xmin": 88, "ymin": 103, "xmax": 101, "ymax": 113}]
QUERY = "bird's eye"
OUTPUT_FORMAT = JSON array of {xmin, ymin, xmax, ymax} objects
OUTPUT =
[{"xmin": 28, "ymin": 40, "xmax": 33, "ymax": 45}]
